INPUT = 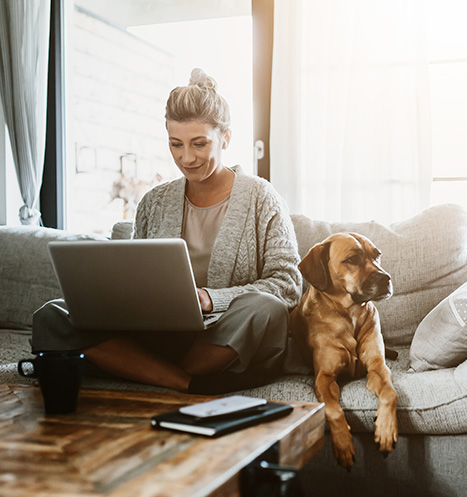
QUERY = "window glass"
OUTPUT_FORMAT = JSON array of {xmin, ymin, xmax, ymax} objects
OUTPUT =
[
  {"xmin": 65, "ymin": 3, "xmax": 253, "ymax": 235},
  {"xmin": 430, "ymin": 63, "xmax": 467, "ymax": 179},
  {"xmin": 426, "ymin": 0, "xmax": 467, "ymax": 60},
  {"xmin": 426, "ymin": 0, "xmax": 467, "ymax": 209}
]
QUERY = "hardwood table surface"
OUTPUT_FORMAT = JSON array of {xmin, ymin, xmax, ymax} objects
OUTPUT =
[{"xmin": 0, "ymin": 384, "xmax": 325, "ymax": 497}]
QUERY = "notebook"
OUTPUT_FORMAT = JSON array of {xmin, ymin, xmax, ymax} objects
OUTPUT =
[
  {"xmin": 151, "ymin": 401, "xmax": 294, "ymax": 437},
  {"xmin": 47, "ymin": 239, "xmax": 222, "ymax": 332}
]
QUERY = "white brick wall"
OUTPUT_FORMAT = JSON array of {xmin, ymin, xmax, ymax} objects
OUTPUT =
[{"xmin": 67, "ymin": 8, "xmax": 175, "ymax": 234}]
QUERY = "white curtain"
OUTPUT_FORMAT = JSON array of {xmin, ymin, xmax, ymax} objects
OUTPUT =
[
  {"xmin": 270, "ymin": 0, "xmax": 432, "ymax": 224},
  {"xmin": 0, "ymin": 0, "xmax": 50, "ymax": 225}
]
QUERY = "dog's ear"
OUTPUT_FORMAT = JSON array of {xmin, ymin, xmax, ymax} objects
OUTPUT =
[{"xmin": 298, "ymin": 242, "xmax": 331, "ymax": 291}]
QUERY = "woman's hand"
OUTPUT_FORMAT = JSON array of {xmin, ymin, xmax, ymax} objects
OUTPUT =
[{"xmin": 197, "ymin": 288, "xmax": 213, "ymax": 312}]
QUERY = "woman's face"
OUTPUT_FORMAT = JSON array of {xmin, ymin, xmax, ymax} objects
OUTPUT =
[{"xmin": 167, "ymin": 120, "xmax": 230, "ymax": 183}]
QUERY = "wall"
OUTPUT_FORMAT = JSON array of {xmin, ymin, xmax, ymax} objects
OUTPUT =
[{"xmin": 65, "ymin": 7, "xmax": 174, "ymax": 234}]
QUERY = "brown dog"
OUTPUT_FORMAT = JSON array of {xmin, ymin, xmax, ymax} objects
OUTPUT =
[{"xmin": 290, "ymin": 232, "xmax": 398, "ymax": 469}]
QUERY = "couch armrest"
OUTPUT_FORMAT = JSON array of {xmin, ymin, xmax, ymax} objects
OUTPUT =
[{"xmin": 111, "ymin": 221, "xmax": 133, "ymax": 240}]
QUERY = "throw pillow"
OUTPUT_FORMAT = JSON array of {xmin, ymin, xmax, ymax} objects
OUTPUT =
[{"xmin": 409, "ymin": 282, "xmax": 467, "ymax": 372}]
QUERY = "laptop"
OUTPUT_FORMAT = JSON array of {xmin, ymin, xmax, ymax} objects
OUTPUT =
[{"xmin": 47, "ymin": 239, "xmax": 222, "ymax": 332}]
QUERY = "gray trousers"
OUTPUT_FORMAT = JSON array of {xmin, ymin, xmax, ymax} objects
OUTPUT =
[{"xmin": 32, "ymin": 292, "xmax": 290, "ymax": 376}]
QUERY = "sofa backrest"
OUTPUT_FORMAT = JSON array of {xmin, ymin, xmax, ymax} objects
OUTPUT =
[
  {"xmin": 292, "ymin": 203, "xmax": 467, "ymax": 345},
  {"xmin": 0, "ymin": 226, "xmax": 106, "ymax": 330},
  {"xmin": 93, "ymin": 203, "xmax": 467, "ymax": 346}
]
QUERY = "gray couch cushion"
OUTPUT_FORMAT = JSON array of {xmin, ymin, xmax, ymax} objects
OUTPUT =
[
  {"xmin": 238, "ymin": 348, "xmax": 467, "ymax": 436},
  {"xmin": 291, "ymin": 203, "xmax": 467, "ymax": 346},
  {"xmin": 112, "ymin": 204, "xmax": 467, "ymax": 346},
  {"xmin": 0, "ymin": 226, "xmax": 106, "ymax": 330},
  {"xmin": 2, "ymin": 327, "xmax": 466, "ymax": 436}
]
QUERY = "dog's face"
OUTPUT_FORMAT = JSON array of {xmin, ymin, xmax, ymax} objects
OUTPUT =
[{"xmin": 299, "ymin": 233, "xmax": 393, "ymax": 304}]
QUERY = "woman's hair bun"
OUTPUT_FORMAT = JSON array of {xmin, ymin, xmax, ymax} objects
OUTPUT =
[
  {"xmin": 165, "ymin": 68, "xmax": 230, "ymax": 132},
  {"xmin": 189, "ymin": 68, "xmax": 217, "ymax": 91}
]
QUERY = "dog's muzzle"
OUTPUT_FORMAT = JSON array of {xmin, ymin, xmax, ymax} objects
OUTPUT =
[{"xmin": 352, "ymin": 271, "xmax": 393, "ymax": 304}]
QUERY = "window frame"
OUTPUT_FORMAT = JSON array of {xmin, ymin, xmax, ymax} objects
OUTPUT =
[{"xmin": 41, "ymin": 0, "xmax": 66, "ymax": 229}]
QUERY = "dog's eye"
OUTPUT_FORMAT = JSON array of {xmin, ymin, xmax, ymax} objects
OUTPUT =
[{"xmin": 344, "ymin": 256, "xmax": 360, "ymax": 265}]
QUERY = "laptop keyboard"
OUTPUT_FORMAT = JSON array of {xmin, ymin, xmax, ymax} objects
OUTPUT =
[{"xmin": 202, "ymin": 313, "xmax": 222, "ymax": 327}]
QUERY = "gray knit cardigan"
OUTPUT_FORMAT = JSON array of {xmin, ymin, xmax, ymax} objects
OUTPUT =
[{"xmin": 133, "ymin": 166, "xmax": 303, "ymax": 312}]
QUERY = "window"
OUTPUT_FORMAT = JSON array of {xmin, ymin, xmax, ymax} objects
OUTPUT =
[
  {"xmin": 427, "ymin": 0, "xmax": 467, "ymax": 209},
  {"xmin": 42, "ymin": 1, "xmax": 465, "ymax": 230},
  {"xmin": 269, "ymin": 0, "xmax": 467, "ymax": 223},
  {"xmin": 62, "ymin": 0, "xmax": 253, "ymax": 235}
]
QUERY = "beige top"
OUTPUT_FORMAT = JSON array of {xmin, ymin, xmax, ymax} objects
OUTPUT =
[{"xmin": 182, "ymin": 195, "xmax": 230, "ymax": 287}]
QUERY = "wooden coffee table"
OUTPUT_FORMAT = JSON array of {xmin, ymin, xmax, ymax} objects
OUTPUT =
[{"xmin": 0, "ymin": 384, "xmax": 324, "ymax": 497}]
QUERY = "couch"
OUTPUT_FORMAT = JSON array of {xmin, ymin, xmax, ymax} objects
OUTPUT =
[{"xmin": 1, "ymin": 203, "xmax": 466, "ymax": 497}]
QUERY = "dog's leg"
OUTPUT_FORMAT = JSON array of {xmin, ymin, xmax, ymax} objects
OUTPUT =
[
  {"xmin": 313, "ymin": 349, "xmax": 355, "ymax": 469},
  {"xmin": 359, "ymin": 334, "xmax": 398, "ymax": 455},
  {"xmin": 365, "ymin": 357, "xmax": 398, "ymax": 454}
]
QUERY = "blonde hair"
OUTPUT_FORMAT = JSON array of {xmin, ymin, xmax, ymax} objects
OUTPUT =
[{"xmin": 165, "ymin": 68, "xmax": 231, "ymax": 133}]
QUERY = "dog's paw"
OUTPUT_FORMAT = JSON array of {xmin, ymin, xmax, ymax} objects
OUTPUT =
[
  {"xmin": 374, "ymin": 412, "xmax": 398, "ymax": 455},
  {"xmin": 331, "ymin": 427, "xmax": 356, "ymax": 469}
]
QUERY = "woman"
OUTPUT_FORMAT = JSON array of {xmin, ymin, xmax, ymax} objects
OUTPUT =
[{"xmin": 32, "ymin": 69, "xmax": 302, "ymax": 393}]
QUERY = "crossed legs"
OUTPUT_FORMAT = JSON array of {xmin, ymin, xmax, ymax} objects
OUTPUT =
[
  {"xmin": 32, "ymin": 292, "xmax": 289, "ymax": 392},
  {"xmin": 83, "ymin": 337, "xmax": 237, "ymax": 391}
]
